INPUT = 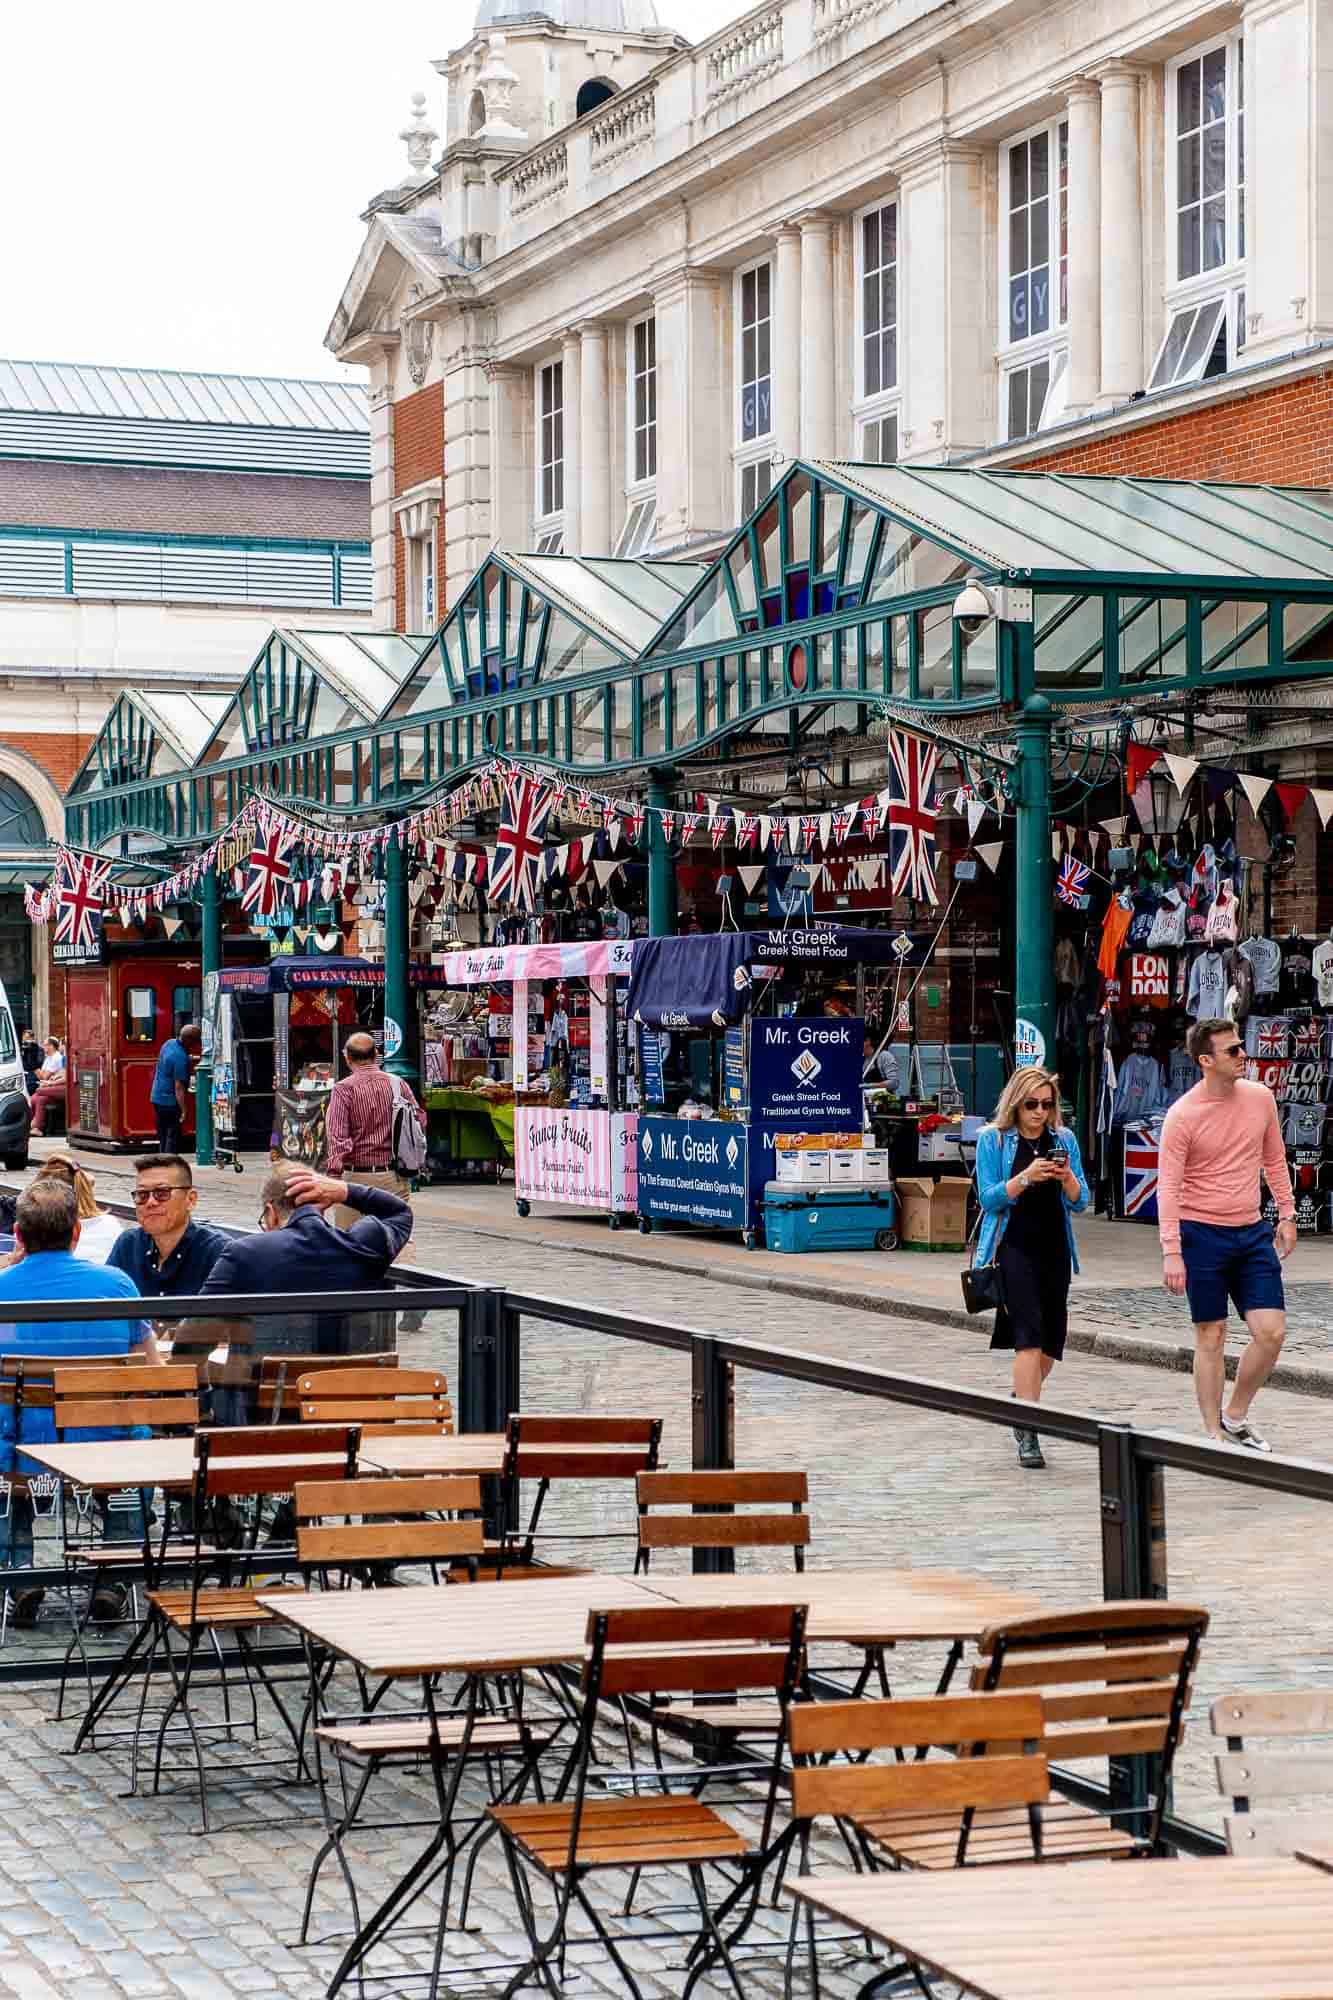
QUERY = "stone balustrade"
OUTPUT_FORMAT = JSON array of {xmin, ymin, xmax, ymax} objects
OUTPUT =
[
  {"xmin": 706, "ymin": 10, "xmax": 784, "ymax": 100},
  {"xmin": 587, "ymin": 80, "xmax": 657, "ymax": 171},
  {"xmin": 508, "ymin": 138, "xmax": 568, "ymax": 215}
]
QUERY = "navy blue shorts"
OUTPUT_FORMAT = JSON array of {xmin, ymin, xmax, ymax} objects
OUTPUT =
[{"xmin": 1178, "ymin": 1219, "xmax": 1285, "ymax": 1325}]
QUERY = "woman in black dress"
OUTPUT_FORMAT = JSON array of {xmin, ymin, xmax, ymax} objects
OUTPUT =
[{"xmin": 975, "ymin": 1065, "xmax": 1091, "ymax": 1468}]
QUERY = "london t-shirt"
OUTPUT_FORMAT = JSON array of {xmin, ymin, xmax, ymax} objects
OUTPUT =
[
  {"xmin": 1313, "ymin": 939, "xmax": 1333, "ymax": 1010},
  {"xmin": 1186, "ymin": 950, "xmax": 1227, "ymax": 1020},
  {"xmin": 1238, "ymin": 935, "xmax": 1282, "ymax": 997}
]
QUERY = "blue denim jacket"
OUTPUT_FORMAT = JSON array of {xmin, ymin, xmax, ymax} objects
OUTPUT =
[{"xmin": 974, "ymin": 1122, "xmax": 1091, "ymax": 1274}]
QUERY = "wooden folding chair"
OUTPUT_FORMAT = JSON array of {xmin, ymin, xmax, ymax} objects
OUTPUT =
[
  {"xmin": 493, "ymin": 1413, "xmax": 662, "ymax": 1576},
  {"xmin": 786, "ymin": 1690, "xmax": 1049, "ymax": 2000},
  {"xmin": 137, "ymin": 1424, "xmax": 360, "ymax": 1832},
  {"xmin": 971, "ymin": 1599, "xmax": 1209, "ymax": 1857},
  {"xmin": 293, "ymin": 1474, "xmax": 557, "ymax": 1947},
  {"xmin": 1212, "ymin": 1689, "xmax": 1333, "ymax": 1855},
  {"xmin": 298, "ymin": 1366, "xmax": 451, "ymax": 1437},
  {"xmin": 491, "ymin": 1601, "xmax": 807, "ymax": 2000},
  {"xmin": 260, "ymin": 1351, "xmax": 398, "ymax": 1426}
]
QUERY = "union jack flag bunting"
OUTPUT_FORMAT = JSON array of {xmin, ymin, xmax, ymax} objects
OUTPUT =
[
  {"xmin": 709, "ymin": 811, "xmax": 731, "ymax": 850},
  {"xmin": 831, "ymin": 804, "xmax": 856, "ymax": 844},
  {"xmin": 489, "ymin": 773, "xmax": 553, "ymax": 911},
  {"xmin": 1123, "ymin": 1133, "xmax": 1159, "ymax": 1219},
  {"xmin": 624, "ymin": 805, "xmax": 646, "ymax": 845},
  {"xmin": 800, "ymin": 814, "xmax": 820, "ymax": 852},
  {"xmin": 241, "ymin": 819, "xmax": 294, "ymax": 922},
  {"xmin": 680, "ymin": 812, "xmax": 701, "ymax": 846},
  {"xmin": 887, "ymin": 729, "xmax": 940, "ymax": 904},
  {"xmin": 54, "ymin": 852, "xmax": 110, "ymax": 955},
  {"xmin": 860, "ymin": 794, "xmax": 886, "ymax": 842},
  {"xmin": 736, "ymin": 814, "xmax": 759, "ymax": 851},
  {"xmin": 658, "ymin": 811, "xmax": 677, "ymax": 845},
  {"xmin": 1056, "ymin": 855, "xmax": 1091, "ymax": 906}
]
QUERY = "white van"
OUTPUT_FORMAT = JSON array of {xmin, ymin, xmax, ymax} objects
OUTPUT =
[{"xmin": 0, "ymin": 983, "xmax": 32, "ymax": 1168}]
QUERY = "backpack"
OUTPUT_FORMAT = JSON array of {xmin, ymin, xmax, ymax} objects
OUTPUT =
[{"xmin": 388, "ymin": 1073, "xmax": 428, "ymax": 1177}]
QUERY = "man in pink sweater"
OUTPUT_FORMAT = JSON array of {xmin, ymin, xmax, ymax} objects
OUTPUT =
[{"xmin": 1158, "ymin": 1017, "xmax": 1295, "ymax": 1451}]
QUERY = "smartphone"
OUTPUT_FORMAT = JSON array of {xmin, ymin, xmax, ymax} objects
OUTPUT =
[{"xmin": 1048, "ymin": 1146, "xmax": 1069, "ymax": 1169}]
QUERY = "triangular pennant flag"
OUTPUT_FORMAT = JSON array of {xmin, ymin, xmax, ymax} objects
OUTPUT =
[
  {"xmin": 1162, "ymin": 753, "xmax": 1199, "ymax": 795},
  {"xmin": 1311, "ymin": 790, "xmax": 1333, "ymax": 829},
  {"xmin": 592, "ymin": 858, "xmax": 621, "ymax": 888},
  {"xmin": 1051, "ymin": 831, "xmax": 1063, "ymax": 862},
  {"xmin": 605, "ymin": 819, "xmax": 622, "ymax": 854},
  {"xmin": 818, "ymin": 813, "xmax": 832, "ymax": 851},
  {"xmin": 1099, "ymin": 816, "xmax": 1127, "ymax": 840},
  {"xmin": 966, "ymin": 798, "xmax": 987, "ymax": 840},
  {"xmin": 786, "ymin": 815, "xmax": 803, "ymax": 852},
  {"xmin": 1129, "ymin": 832, "xmax": 1142, "ymax": 854},
  {"xmin": 680, "ymin": 812, "xmax": 701, "ymax": 846},
  {"xmin": 1238, "ymin": 773, "xmax": 1272, "ymax": 817},
  {"xmin": 756, "ymin": 815, "xmax": 772, "ymax": 852},
  {"xmin": 737, "ymin": 864, "xmax": 765, "ymax": 895},
  {"xmin": 1275, "ymin": 783, "xmax": 1309, "ymax": 822},
  {"xmin": 975, "ymin": 843, "xmax": 1004, "ymax": 874}
]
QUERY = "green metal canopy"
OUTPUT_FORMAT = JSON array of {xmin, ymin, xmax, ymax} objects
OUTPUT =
[{"xmin": 63, "ymin": 460, "xmax": 1333, "ymax": 854}]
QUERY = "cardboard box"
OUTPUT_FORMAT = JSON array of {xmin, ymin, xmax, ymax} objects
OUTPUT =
[
  {"xmin": 774, "ymin": 1149, "xmax": 831, "ymax": 1186},
  {"xmin": 859, "ymin": 1149, "xmax": 890, "ymax": 1184},
  {"xmin": 896, "ymin": 1174, "xmax": 969, "ymax": 1250},
  {"xmin": 828, "ymin": 1150, "xmax": 860, "ymax": 1185}
]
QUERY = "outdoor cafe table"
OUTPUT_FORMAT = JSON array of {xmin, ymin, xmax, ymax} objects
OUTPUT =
[
  {"xmin": 785, "ymin": 1857, "xmax": 1333, "ymax": 1999},
  {"xmin": 20, "ymin": 1432, "xmax": 509, "ymax": 1490}
]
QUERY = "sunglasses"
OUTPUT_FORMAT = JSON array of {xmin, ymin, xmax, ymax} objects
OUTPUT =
[
  {"xmin": 1022, "ymin": 1096, "xmax": 1055, "ymax": 1112},
  {"xmin": 132, "ymin": 1185, "xmax": 189, "ymax": 1206},
  {"xmin": 1218, "ymin": 1043, "xmax": 1244, "ymax": 1059}
]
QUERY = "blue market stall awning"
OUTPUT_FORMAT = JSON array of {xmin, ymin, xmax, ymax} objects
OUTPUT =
[
  {"xmin": 219, "ymin": 955, "xmax": 384, "ymax": 994},
  {"xmin": 627, "ymin": 927, "xmax": 929, "ymax": 1028}
]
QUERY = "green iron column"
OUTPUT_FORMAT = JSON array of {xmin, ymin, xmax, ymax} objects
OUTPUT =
[
  {"xmin": 382, "ymin": 832, "xmax": 416, "ymax": 1082},
  {"xmin": 194, "ymin": 867, "xmax": 221, "ymax": 1168},
  {"xmin": 646, "ymin": 769, "xmax": 677, "ymax": 938},
  {"xmin": 1012, "ymin": 694, "xmax": 1056, "ymax": 1071}
]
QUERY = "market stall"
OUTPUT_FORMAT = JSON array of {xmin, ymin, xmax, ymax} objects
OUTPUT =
[
  {"xmin": 211, "ymin": 956, "xmax": 384, "ymax": 1161},
  {"xmin": 626, "ymin": 927, "xmax": 918, "ymax": 1247},
  {"xmin": 432, "ymin": 938, "xmax": 638, "ymax": 1220}
]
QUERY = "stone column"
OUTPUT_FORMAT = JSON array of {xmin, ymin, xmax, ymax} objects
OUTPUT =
[
  {"xmin": 441, "ymin": 305, "xmax": 495, "ymax": 607},
  {"xmin": 1098, "ymin": 64, "xmax": 1145, "ymax": 401},
  {"xmin": 774, "ymin": 224, "xmax": 802, "ymax": 464},
  {"xmin": 798, "ymin": 212, "xmax": 836, "ymax": 458},
  {"xmin": 560, "ymin": 330, "xmax": 582, "ymax": 551},
  {"xmin": 1065, "ymin": 79, "xmax": 1102, "ymax": 412},
  {"xmin": 367, "ymin": 357, "xmax": 396, "ymax": 627},
  {"xmin": 896, "ymin": 143, "xmax": 989, "ymax": 459},
  {"xmin": 488, "ymin": 362, "xmax": 528, "ymax": 551},
  {"xmin": 579, "ymin": 322, "xmax": 612, "ymax": 556},
  {"xmin": 653, "ymin": 269, "xmax": 729, "ymax": 548}
]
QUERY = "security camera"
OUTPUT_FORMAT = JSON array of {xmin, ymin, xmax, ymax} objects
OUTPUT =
[{"xmin": 952, "ymin": 582, "xmax": 996, "ymax": 638}]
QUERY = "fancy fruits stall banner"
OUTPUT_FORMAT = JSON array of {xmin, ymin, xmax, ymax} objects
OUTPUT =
[{"xmin": 515, "ymin": 1105, "xmax": 616, "ymax": 1211}]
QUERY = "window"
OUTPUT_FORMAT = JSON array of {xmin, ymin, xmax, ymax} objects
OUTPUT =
[
  {"xmin": 740, "ymin": 458, "xmax": 773, "ymax": 522},
  {"xmin": 615, "ymin": 497, "xmax": 656, "ymax": 557},
  {"xmin": 860, "ymin": 204, "xmax": 898, "ymax": 396},
  {"xmin": 125, "ymin": 987, "xmax": 157, "ymax": 1044},
  {"xmin": 406, "ymin": 531, "xmax": 436, "ymax": 627},
  {"xmin": 738, "ymin": 262, "xmax": 772, "ymax": 443},
  {"xmin": 537, "ymin": 360, "xmax": 564, "ymax": 522},
  {"xmin": 860, "ymin": 414, "xmax": 898, "ymax": 464},
  {"xmin": 1006, "ymin": 124, "xmax": 1067, "ymax": 344},
  {"xmin": 1173, "ymin": 39, "xmax": 1244, "ymax": 281},
  {"xmin": 172, "ymin": 985, "xmax": 200, "ymax": 1036},
  {"xmin": 1149, "ymin": 291, "xmax": 1247, "ymax": 390},
  {"xmin": 535, "ymin": 527, "xmax": 563, "ymax": 555},
  {"xmin": 630, "ymin": 316, "xmax": 657, "ymax": 485},
  {"xmin": 1000, "ymin": 119, "xmax": 1068, "ymax": 440}
]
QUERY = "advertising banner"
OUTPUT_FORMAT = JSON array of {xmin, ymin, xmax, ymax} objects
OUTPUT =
[
  {"xmin": 515, "ymin": 1106, "xmax": 615, "ymax": 1210},
  {"xmin": 749, "ymin": 1016, "xmax": 864, "ymax": 1127},
  {"xmin": 636, "ymin": 1117, "xmax": 748, "ymax": 1230},
  {"xmin": 512, "ymin": 979, "xmax": 529, "ymax": 1091},
  {"xmin": 612, "ymin": 1112, "xmax": 638, "ymax": 1213},
  {"xmin": 275, "ymin": 1087, "xmax": 329, "ymax": 1167},
  {"xmin": 723, "ymin": 1026, "xmax": 746, "ymax": 1109},
  {"xmin": 589, "ymin": 975, "xmax": 608, "ymax": 1096}
]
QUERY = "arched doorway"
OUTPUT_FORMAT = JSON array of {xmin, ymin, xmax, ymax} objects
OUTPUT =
[
  {"xmin": 576, "ymin": 78, "xmax": 617, "ymax": 117},
  {"xmin": 0, "ymin": 772, "xmax": 46, "ymax": 1030}
]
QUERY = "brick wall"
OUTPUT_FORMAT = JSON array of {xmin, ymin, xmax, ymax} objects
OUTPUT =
[
  {"xmin": 6, "ymin": 730, "xmax": 93, "ymax": 793},
  {"xmin": 1018, "ymin": 364, "xmax": 1333, "ymax": 484},
  {"xmin": 0, "ymin": 460, "xmax": 370, "ymax": 541},
  {"xmin": 392, "ymin": 384, "xmax": 445, "ymax": 632}
]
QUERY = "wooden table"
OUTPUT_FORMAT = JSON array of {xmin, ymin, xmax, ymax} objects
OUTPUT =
[
  {"xmin": 21, "ymin": 1438, "xmax": 356, "ymax": 1492},
  {"xmin": 643, "ymin": 1568, "xmax": 1037, "ymax": 1644},
  {"xmin": 357, "ymin": 1432, "xmax": 505, "ymax": 1476},
  {"xmin": 787, "ymin": 1858, "xmax": 1333, "ymax": 1998}
]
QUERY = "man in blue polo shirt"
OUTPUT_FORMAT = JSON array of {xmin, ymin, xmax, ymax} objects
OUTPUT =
[
  {"xmin": 150, "ymin": 1022, "xmax": 201, "ymax": 1157},
  {"xmin": 0, "ymin": 1179, "xmax": 156, "ymax": 1623}
]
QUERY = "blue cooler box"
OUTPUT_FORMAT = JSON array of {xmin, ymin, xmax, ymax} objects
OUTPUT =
[{"xmin": 763, "ymin": 1183, "xmax": 898, "ymax": 1253}]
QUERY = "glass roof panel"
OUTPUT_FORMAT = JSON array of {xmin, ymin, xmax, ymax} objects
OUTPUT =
[
  {"xmin": 509, "ymin": 555, "xmax": 654, "ymax": 651},
  {"xmin": 1188, "ymin": 485, "xmax": 1333, "ymax": 576},
  {"xmin": 578, "ymin": 559, "xmax": 702, "ymax": 621},
  {"xmin": 288, "ymin": 631, "xmax": 397, "ymax": 715},
  {"xmin": 383, "ymin": 635, "xmax": 458, "ymax": 722},
  {"xmin": 354, "ymin": 633, "xmax": 432, "ymax": 679},
  {"xmin": 1049, "ymin": 476, "xmax": 1327, "ymax": 578},
  {"xmin": 135, "ymin": 692, "xmax": 233, "ymax": 767}
]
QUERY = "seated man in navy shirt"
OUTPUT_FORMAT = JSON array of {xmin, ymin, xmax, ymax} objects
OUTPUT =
[
  {"xmin": 107, "ymin": 1155, "xmax": 229, "ymax": 1300},
  {"xmin": 0, "ymin": 1179, "xmax": 156, "ymax": 1622}
]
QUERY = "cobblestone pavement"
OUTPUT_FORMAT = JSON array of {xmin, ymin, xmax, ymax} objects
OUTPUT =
[
  {"xmin": 2, "ymin": 1152, "xmax": 1331, "ymax": 1992},
  {"xmin": 1073, "ymin": 1280, "xmax": 1333, "ymax": 1362}
]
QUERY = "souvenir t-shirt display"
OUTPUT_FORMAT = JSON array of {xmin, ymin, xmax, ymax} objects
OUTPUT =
[
  {"xmin": 1167, "ymin": 1044, "xmax": 1202, "ymax": 1103},
  {"xmin": 1238, "ymin": 934, "xmax": 1282, "ymax": 997},
  {"xmin": 1097, "ymin": 894, "xmax": 1133, "ymax": 980},
  {"xmin": 1313, "ymin": 939, "xmax": 1333, "ymax": 1010},
  {"xmin": 1205, "ymin": 883, "xmax": 1240, "ymax": 945},
  {"xmin": 1186, "ymin": 950, "xmax": 1228, "ymax": 1020},
  {"xmin": 1281, "ymin": 938, "xmax": 1315, "ymax": 1008}
]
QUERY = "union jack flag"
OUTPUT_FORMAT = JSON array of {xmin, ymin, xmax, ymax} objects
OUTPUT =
[
  {"xmin": 1123, "ymin": 1133, "xmax": 1159, "ymax": 1219},
  {"xmin": 658, "ymin": 811, "xmax": 677, "ymax": 845},
  {"xmin": 800, "ymin": 813, "xmax": 820, "ymax": 852},
  {"xmin": 624, "ymin": 804, "xmax": 646, "ymax": 845},
  {"xmin": 490, "ymin": 773, "xmax": 553, "ymax": 911},
  {"xmin": 240, "ymin": 819, "xmax": 293, "ymax": 921},
  {"xmin": 831, "ymin": 804, "xmax": 856, "ymax": 844},
  {"xmin": 576, "ymin": 787, "xmax": 595, "ymax": 820},
  {"xmin": 860, "ymin": 795, "xmax": 885, "ymax": 842},
  {"xmin": 1249, "ymin": 1019, "xmax": 1290, "ymax": 1059},
  {"xmin": 1056, "ymin": 855, "xmax": 1091, "ymax": 906},
  {"xmin": 680, "ymin": 812, "xmax": 701, "ymax": 846},
  {"xmin": 887, "ymin": 729, "xmax": 939, "ymax": 904},
  {"xmin": 710, "ymin": 811, "xmax": 731, "ymax": 850},
  {"xmin": 54, "ymin": 852, "xmax": 110, "ymax": 954},
  {"xmin": 736, "ymin": 814, "xmax": 759, "ymax": 851}
]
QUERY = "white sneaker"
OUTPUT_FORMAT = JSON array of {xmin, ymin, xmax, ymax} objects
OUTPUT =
[{"xmin": 1220, "ymin": 1412, "xmax": 1272, "ymax": 1453}]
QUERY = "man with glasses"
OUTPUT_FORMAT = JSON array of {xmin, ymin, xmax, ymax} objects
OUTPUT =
[
  {"xmin": 106, "ymin": 1156, "xmax": 229, "ymax": 1301},
  {"xmin": 1159, "ymin": 1017, "xmax": 1295, "ymax": 1451}
]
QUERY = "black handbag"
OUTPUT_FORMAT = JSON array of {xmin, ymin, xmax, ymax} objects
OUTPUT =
[{"xmin": 960, "ymin": 1201, "xmax": 1004, "ymax": 1314}]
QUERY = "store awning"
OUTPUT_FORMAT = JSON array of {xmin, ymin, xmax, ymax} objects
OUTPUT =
[
  {"xmin": 437, "ymin": 939, "xmax": 637, "ymax": 986},
  {"xmin": 219, "ymin": 955, "xmax": 383, "ymax": 994},
  {"xmin": 627, "ymin": 926, "xmax": 925, "ymax": 1028}
]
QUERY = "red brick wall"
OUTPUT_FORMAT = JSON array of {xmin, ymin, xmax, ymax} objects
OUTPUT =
[
  {"xmin": 7, "ymin": 731, "xmax": 93, "ymax": 793},
  {"xmin": 392, "ymin": 384, "xmax": 446, "ymax": 632},
  {"xmin": 1018, "ymin": 366, "xmax": 1333, "ymax": 483}
]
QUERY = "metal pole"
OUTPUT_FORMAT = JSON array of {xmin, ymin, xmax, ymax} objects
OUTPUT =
[
  {"xmin": 1098, "ymin": 1424, "xmax": 1165, "ymax": 1838},
  {"xmin": 1012, "ymin": 693, "xmax": 1056, "ymax": 1070},
  {"xmin": 382, "ymin": 832, "xmax": 415, "ymax": 1083},
  {"xmin": 646, "ymin": 770, "xmax": 677, "ymax": 938},
  {"xmin": 690, "ymin": 1336, "xmax": 735, "ymax": 1574},
  {"xmin": 194, "ymin": 867, "xmax": 221, "ymax": 1168}
]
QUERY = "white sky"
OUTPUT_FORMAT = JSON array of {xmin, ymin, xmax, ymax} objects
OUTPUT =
[{"xmin": 0, "ymin": 1, "xmax": 739, "ymax": 386}]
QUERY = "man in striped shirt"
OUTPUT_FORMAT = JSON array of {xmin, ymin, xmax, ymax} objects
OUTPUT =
[{"xmin": 324, "ymin": 1032, "xmax": 422, "ymax": 1239}]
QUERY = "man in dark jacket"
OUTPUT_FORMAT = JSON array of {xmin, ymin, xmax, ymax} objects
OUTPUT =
[{"xmin": 192, "ymin": 1165, "xmax": 413, "ymax": 1416}]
